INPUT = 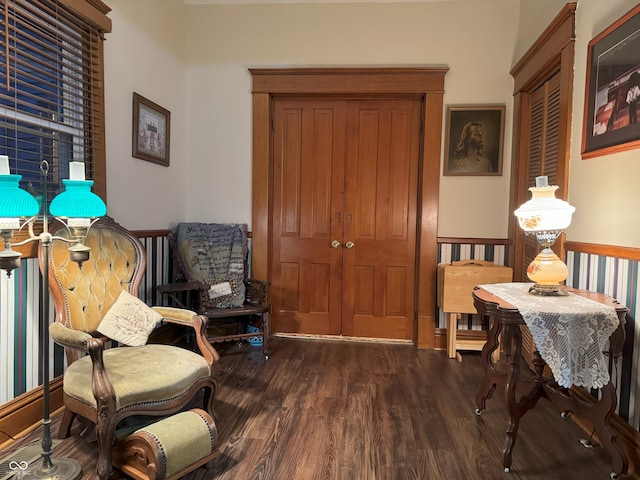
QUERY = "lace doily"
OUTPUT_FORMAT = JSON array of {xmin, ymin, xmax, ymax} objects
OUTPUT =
[{"xmin": 478, "ymin": 283, "xmax": 620, "ymax": 389}]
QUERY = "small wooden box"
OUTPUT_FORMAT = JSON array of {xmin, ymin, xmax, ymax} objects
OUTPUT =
[
  {"xmin": 113, "ymin": 409, "xmax": 219, "ymax": 480},
  {"xmin": 437, "ymin": 260, "xmax": 513, "ymax": 360}
]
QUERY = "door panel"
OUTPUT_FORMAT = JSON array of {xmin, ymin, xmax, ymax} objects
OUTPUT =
[
  {"xmin": 272, "ymin": 97, "xmax": 420, "ymax": 340},
  {"xmin": 272, "ymin": 99, "xmax": 345, "ymax": 335},
  {"xmin": 342, "ymin": 99, "xmax": 420, "ymax": 340}
]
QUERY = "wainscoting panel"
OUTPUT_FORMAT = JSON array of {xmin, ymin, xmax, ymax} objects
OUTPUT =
[
  {"xmin": 566, "ymin": 251, "xmax": 639, "ymax": 430},
  {"xmin": 0, "ymin": 258, "xmax": 42, "ymax": 404}
]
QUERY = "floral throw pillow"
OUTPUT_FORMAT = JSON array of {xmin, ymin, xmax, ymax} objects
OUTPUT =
[{"xmin": 97, "ymin": 290, "xmax": 162, "ymax": 346}]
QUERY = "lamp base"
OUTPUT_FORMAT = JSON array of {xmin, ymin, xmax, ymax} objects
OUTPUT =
[
  {"xmin": 528, "ymin": 283, "xmax": 569, "ymax": 296},
  {"xmin": 20, "ymin": 457, "xmax": 82, "ymax": 480}
]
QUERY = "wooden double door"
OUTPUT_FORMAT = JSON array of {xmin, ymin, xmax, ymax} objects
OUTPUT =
[{"xmin": 271, "ymin": 97, "xmax": 421, "ymax": 340}]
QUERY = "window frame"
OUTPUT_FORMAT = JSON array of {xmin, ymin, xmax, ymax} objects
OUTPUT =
[{"xmin": 0, "ymin": 0, "xmax": 111, "ymax": 257}]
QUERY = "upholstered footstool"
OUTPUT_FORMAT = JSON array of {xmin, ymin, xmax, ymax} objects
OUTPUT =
[{"xmin": 113, "ymin": 409, "xmax": 219, "ymax": 480}]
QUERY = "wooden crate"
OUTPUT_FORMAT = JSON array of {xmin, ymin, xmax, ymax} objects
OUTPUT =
[{"xmin": 437, "ymin": 260, "xmax": 513, "ymax": 360}]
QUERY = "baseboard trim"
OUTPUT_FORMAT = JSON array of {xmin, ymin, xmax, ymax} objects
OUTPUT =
[
  {"xmin": 271, "ymin": 332, "xmax": 413, "ymax": 345},
  {"xmin": 0, "ymin": 377, "xmax": 63, "ymax": 450}
]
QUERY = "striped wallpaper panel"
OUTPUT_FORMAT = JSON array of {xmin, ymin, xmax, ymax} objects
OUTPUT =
[{"xmin": 566, "ymin": 251, "xmax": 639, "ymax": 430}]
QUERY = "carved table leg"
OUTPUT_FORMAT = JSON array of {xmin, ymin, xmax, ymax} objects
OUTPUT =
[
  {"xmin": 501, "ymin": 326, "xmax": 545, "ymax": 472},
  {"xmin": 592, "ymin": 382, "xmax": 628, "ymax": 477},
  {"xmin": 475, "ymin": 314, "xmax": 503, "ymax": 414}
]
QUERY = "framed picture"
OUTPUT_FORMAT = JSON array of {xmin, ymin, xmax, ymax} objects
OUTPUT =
[
  {"xmin": 443, "ymin": 104, "xmax": 505, "ymax": 176},
  {"xmin": 582, "ymin": 4, "xmax": 640, "ymax": 159},
  {"xmin": 132, "ymin": 92, "xmax": 171, "ymax": 167}
]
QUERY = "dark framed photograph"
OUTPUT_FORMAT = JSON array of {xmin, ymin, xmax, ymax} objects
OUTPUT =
[
  {"xmin": 132, "ymin": 92, "xmax": 170, "ymax": 167},
  {"xmin": 582, "ymin": 4, "xmax": 640, "ymax": 159},
  {"xmin": 443, "ymin": 104, "xmax": 505, "ymax": 176}
]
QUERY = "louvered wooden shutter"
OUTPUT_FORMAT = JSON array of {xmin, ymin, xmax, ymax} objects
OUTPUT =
[{"xmin": 520, "ymin": 72, "xmax": 562, "ymax": 364}]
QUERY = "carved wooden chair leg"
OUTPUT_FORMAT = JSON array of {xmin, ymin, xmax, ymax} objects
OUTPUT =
[{"xmin": 57, "ymin": 409, "xmax": 76, "ymax": 439}]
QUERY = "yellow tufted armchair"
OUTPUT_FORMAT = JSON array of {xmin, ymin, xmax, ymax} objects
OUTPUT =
[{"xmin": 43, "ymin": 216, "xmax": 219, "ymax": 480}]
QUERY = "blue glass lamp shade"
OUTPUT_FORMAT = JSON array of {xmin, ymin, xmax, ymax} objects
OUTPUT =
[
  {"xmin": 0, "ymin": 174, "xmax": 40, "ymax": 227},
  {"xmin": 49, "ymin": 179, "xmax": 106, "ymax": 219},
  {"xmin": 0, "ymin": 174, "xmax": 39, "ymax": 275},
  {"xmin": 49, "ymin": 179, "xmax": 106, "ymax": 266}
]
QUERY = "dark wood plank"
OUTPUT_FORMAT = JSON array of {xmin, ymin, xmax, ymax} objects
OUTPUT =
[{"xmin": 0, "ymin": 337, "xmax": 621, "ymax": 479}]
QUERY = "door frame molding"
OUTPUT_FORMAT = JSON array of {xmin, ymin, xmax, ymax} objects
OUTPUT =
[{"xmin": 250, "ymin": 67, "xmax": 448, "ymax": 348}]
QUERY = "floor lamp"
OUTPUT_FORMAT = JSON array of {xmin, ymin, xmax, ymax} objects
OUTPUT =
[{"xmin": 0, "ymin": 156, "xmax": 106, "ymax": 480}]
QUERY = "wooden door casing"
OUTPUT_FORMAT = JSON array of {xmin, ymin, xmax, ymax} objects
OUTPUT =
[{"xmin": 251, "ymin": 68, "xmax": 448, "ymax": 349}]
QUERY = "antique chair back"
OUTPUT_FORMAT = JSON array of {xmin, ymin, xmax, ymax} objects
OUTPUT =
[{"xmin": 48, "ymin": 216, "xmax": 146, "ymax": 363}]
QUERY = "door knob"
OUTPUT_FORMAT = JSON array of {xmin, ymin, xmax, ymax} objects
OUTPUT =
[
  {"xmin": 345, "ymin": 241, "xmax": 355, "ymax": 249},
  {"xmin": 331, "ymin": 240, "xmax": 341, "ymax": 248}
]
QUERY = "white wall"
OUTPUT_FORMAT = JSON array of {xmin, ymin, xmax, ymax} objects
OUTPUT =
[
  {"xmin": 104, "ymin": 0, "xmax": 188, "ymax": 230},
  {"xmin": 516, "ymin": 0, "xmax": 640, "ymax": 248},
  {"xmin": 103, "ymin": 0, "xmax": 640, "ymax": 246},
  {"xmin": 104, "ymin": 0, "xmax": 518, "ymax": 236},
  {"xmin": 182, "ymin": 1, "xmax": 518, "ymax": 236}
]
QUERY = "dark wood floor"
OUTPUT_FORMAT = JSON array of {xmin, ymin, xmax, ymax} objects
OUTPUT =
[{"xmin": 2, "ymin": 336, "xmax": 624, "ymax": 479}]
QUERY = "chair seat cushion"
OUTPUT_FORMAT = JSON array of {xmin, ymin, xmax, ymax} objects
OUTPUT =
[{"xmin": 63, "ymin": 344, "xmax": 211, "ymax": 411}]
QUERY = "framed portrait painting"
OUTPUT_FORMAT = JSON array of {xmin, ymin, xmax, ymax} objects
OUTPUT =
[
  {"xmin": 443, "ymin": 104, "xmax": 505, "ymax": 176},
  {"xmin": 132, "ymin": 92, "xmax": 171, "ymax": 167},
  {"xmin": 582, "ymin": 4, "xmax": 640, "ymax": 159}
]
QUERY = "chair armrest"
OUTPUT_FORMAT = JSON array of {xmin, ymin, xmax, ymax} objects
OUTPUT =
[
  {"xmin": 157, "ymin": 281, "xmax": 203, "ymax": 294},
  {"xmin": 85, "ymin": 337, "xmax": 117, "ymax": 415},
  {"xmin": 50, "ymin": 323, "xmax": 117, "ymax": 411},
  {"xmin": 156, "ymin": 281, "xmax": 204, "ymax": 310},
  {"xmin": 49, "ymin": 322, "xmax": 93, "ymax": 352},
  {"xmin": 152, "ymin": 306, "xmax": 199, "ymax": 324},
  {"xmin": 152, "ymin": 307, "xmax": 220, "ymax": 367}
]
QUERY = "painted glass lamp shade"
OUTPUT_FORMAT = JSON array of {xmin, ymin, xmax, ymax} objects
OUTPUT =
[{"xmin": 514, "ymin": 176, "xmax": 575, "ymax": 296}]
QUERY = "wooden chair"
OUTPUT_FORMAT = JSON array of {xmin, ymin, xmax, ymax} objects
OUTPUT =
[
  {"xmin": 44, "ymin": 217, "xmax": 220, "ymax": 480},
  {"xmin": 157, "ymin": 222, "xmax": 270, "ymax": 359}
]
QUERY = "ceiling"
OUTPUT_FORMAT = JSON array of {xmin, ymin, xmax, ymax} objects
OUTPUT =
[{"xmin": 183, "ymin": 0, "xmax": 457, "ymax": 4}]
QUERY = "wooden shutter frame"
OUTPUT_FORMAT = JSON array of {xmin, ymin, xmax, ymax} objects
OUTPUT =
[{"xmin": 508, "ymin": 3, "xmax": 575, "ymax": 281}]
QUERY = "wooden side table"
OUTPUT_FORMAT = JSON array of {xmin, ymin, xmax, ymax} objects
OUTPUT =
[{"xmin": 472, "ymin": 283, "xmax": 628, "ymax": 479}]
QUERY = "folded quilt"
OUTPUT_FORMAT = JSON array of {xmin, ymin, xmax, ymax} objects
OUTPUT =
[{"xmin": 169, "ymin": 222, "xmax": 248, "ymax": 307}]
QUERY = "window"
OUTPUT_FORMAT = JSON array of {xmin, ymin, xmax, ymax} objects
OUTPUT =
[{"xmin": 0, "ymin": 0, "xmax": 110, "ymax": 224}]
